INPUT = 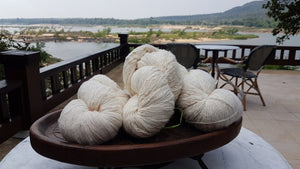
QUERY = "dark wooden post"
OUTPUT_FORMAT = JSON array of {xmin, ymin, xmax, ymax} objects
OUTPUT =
[
  {"xmin": 0, "ymin": 50, "xmax": 43, "ymax": 127},
  {"xmin": 118, "ymin": 34, "xmax": 129, "ymax": 60}
]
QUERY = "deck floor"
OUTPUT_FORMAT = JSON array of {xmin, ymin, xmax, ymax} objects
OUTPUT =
[{"xmin": 1, "ymin": 63, "xmax": 300, "ymax": 169}]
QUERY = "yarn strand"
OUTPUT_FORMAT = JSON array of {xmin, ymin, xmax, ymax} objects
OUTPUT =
[{"xmin": 164, "ymin": 108, "xmax": 183, "ymax": 129}]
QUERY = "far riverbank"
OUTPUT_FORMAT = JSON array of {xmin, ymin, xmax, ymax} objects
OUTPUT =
[{"xmin": 1, "ymin": 24, "xmax": 262, "ymax": 44}]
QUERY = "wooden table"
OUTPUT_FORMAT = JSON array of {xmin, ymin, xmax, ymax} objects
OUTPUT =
[
  {"xmin": 195, "ymin": 45, "xmax": 240, "ymax": 77},
  {"xmin": 29, "ymin": 110, "xmax": 242, "ymax": 168},
  {"xmin": 1, "ymin": 128, "xmax": 292, "ymax": 169}
]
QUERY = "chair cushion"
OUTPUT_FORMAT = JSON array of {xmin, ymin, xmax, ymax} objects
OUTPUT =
[{"xmin": 221, "ymin": 68, "xmax": 257, "ymax": 79}]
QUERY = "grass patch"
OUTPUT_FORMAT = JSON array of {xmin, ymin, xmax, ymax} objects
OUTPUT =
[{"xmin": 42, "ymin": 56, "xmax": 62, "ymax": 66}]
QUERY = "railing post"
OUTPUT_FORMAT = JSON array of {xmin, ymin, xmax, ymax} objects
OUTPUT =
[
  {"xmin": 118, "ymin": 34, "xmax": 129, "ymax": 60},
  {"xmin": 0, "ymin": 50, "xmax": 43, "ymax": 127}
]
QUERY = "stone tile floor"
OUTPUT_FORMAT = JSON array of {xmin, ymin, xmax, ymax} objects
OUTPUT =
[{"xmin": 1, "ymin": 64, "xmax": 300, "ymax": 168}]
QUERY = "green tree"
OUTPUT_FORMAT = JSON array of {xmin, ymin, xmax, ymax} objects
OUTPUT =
[
  {"xmin": 156, "ymin": 29, "xmax": 163, "ymax": 37},
  {"xmin": 146, "ymin": 29, "xmax": 153, "ymax": 37},
  {"xmin": 263, "ymin": 0, "xmax": 300, "ymax": 43},
  {"xmin": 226, "ymin": 28, "xmax": 238, "ymax": 35},
  {"xmin": 0, "ymin": 30, "xmax": 13, "ymax": 51}
]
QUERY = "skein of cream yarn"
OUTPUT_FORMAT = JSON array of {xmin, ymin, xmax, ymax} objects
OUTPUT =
[
  {"xmin": 177, "ymin": 69, "xmax": 243, "ymax": 132},
  {"xmin": 123, "ymin": 44, "xmax": 183, "ymax": 100},
  {"xmin": 89, "ymin": 74, "xmax": 129, "ymax": 107},
  {"xmin": 177, "ymin": 63, "xmax": 188, "ymax": 78},
  {"xmin": 123, "ymin": 44, "xmax": 159, "ymax": 96},
  {"xmin": 58, "ymin": 79, "xmax": 124, "ymax": 145},
  {"xmin": 137, "ymin": 50, "xmax": 183, "ymax": 100},
  {"xmin": 123, "ymin": 66, "xmax": 175, "ymax": 138}
]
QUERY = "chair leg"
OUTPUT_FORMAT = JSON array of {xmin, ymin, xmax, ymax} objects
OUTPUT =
[
  {"xmin": 254, "ymin": 79, "xmax": 266, "ymax": 106},
  {"xmin": 216, "ymin": 72, "xmax": 220, "ymax": 88},
  {"xmin": 234, "ymin": 77, "xmax": 239, "ymax": 95},
  {"xmin": 241, "ymin": 79, "xmax": 246, "ymax": 111},
  {"xmin": 242, "ymin": 95, "xmax": 246, "ymax": 111}
]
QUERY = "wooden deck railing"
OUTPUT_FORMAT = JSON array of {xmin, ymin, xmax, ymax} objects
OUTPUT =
[
  {"xmin": 128, "ymin": 44, "xmax": 300, "ymax": 66},
  {"xmin": 0, "ymin": 34, "xmax": 129, "ymax": 143},
  {"xmin": 1, "ymin": 34, "xmax": 300, "ymax": 143},
  {"xmin": 0, "ymin": 80, "xmax": 25, "ymax": 143},
  {"xmin": 196, "ymin": 44, "xmax": 300, "ymax": 66},
  {"xmin": 39, "ymin": 45, "xmax": 125, "ymax": 113}
]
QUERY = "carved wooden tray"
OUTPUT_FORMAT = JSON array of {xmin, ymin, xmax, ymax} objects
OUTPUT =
[{"xmin": 30, "ymin": 110, "xmax": 242, "ymax": 168}]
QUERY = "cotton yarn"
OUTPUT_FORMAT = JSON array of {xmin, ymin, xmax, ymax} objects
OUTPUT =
[
  {"xmin": 123, "ymin": 66, "xmax": 175, "ymax": 138},
  {"xmin": 89, "ymin": 74, "xmax": 129, "ymax": 107},
  {"xmin": 123, "ymin": 44, "xmax": 183, "ymax": 100},
  {"xmin": 123, "ymin": 44, "xmax": 159, "ymax": 96},
  {"xmin": 177, "ymin": 63, "xmax": 188, "ymax": 78},
  {"xmin": 58, "ymin": 44, "xmax": 243, "ymax": 144},
  {"xmin": 58, "ymin": 77, "xmax": 126, "ymax": 145},
  {"xmin": 137, "ymin": 50, "xmax": 183, "ymax": 100},
  {"xmin": 177, "ymin": 69, "xmax": 243, "ymax": 132}
]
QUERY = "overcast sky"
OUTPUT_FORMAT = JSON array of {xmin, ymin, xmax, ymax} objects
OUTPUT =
[{"xmin": 1, "ymin": 0, "xmax": 258, "ymax": 19}]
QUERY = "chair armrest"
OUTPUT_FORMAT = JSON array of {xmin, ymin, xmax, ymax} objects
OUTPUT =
[
  {"xmin": 217, "ymin": 57, "xmax": 239, "ymax": 64},
  {"xmin": 217, "ymin": 57, "xmax": 245, "ymax": 64},
  {"xmin": 201, "ymin": 57, "xmax": 212, "ymax": 63}
]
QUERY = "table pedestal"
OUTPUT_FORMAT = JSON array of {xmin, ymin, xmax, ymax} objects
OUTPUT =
[{"xmin": 195, "ymin": 45, "xmax": 240, "ymax": 78}]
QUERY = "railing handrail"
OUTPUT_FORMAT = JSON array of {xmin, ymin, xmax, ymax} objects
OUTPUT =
[{"xmin": 40, "ymin": 45, "xmax": 121, "ymax": 77}]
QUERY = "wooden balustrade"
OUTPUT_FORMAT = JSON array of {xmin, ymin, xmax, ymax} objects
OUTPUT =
[
  {"xmin": 39, "ymin": 45, "xmax": 124, "ymax": 113},
  {"xmin": 0, "ymin": 34, "xmax": 129, "ymax": 143},
  {"xmin": 196, "ymin": 44, "xmax": 300, "ymax": 66},
  {"xmin": 128, "ymin": 44, "xmax": 300, "ymax": 66},
  {"xmin": 0, "ymin": 80, "xmax": 25, "ymax": 143}
]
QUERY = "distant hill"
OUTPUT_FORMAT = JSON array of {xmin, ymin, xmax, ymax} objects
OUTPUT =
[
  {"xmin": 154, "ymin": 0, "xmax": 270, "ymax": 24},
  {"xmin": 0, "ymin": 0, "xmax": 275, "ymax": 28}
]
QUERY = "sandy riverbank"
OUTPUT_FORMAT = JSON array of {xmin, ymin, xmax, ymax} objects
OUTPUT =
[
  {"xmin": 154, "ymin": 24, "xmax": 273, "ymax": 33},
  {"xmin": 17, "ymin": 33, "xmax": 229, "ymax": 44},
  {"xmin": 156, "ymin": 24, "xmax": 223, "ymax": 31},
  {"xmin": 152, "ymin": 37, "xmax": 228, "ymax": 44}
]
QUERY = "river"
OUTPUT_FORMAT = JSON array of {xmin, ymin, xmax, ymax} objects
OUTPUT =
[
  {"xmin": 44, "ymin": 42, "xmax": 118, "ymax": 60},
  {"xmin": 1, "ymin": 25, "xmax": 299, "ymax": 60},
  {"xmin": 44, "ymin": 32, "xmax": 299, "ymax": 60}
]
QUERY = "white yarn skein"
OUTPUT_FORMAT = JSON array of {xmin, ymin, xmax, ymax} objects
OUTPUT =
[
  {"xmin": 58, "ymin": 81, "xmax": 123, "ymax": 145},
  {"xmin": 177, "ymin": 69, "xmax": 243, "ymax": 132},
  {"xmin": 123, "ymin": 44, "xmax": 159, "ymax": 96},
  {"xmin": 123, "ymin": 66, "xmax": 175, "ymax": 138},
  {"xmin": 137, "ymin": 50, "xmax": 183, "ymax": 101},
  {"xmin": 177, "ymin": 63, "xmax": 188, "ymax": 77},
  {"xmin": 123, "ymin": 44, "xmax": 183, "ymax": 100},
  {"xmin": 90, "ymin": 74, "xmax": 129, "ymax": 108}
]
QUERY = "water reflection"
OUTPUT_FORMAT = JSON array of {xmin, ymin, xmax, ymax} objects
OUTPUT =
[{"xmin": 44, "ymin": 42, "xmax": 118, "ymax": 60}]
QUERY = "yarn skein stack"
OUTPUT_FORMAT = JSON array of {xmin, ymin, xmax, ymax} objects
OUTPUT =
[{"xmin": 58, "ymin": 44, "xmax": 243, "ymax": 145}]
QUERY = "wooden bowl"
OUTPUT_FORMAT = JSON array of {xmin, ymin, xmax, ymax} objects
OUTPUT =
[{"xmin": 30, "ymin": 110, "xmax": 242, "ymax": 168}]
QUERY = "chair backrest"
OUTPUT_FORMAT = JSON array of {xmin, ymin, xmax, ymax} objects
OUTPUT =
[
  {"xmin": 245, "ymin": 45, "xmax": 276, "ymax": 71},
  {"xmin": 166, "ymin": 43, "xmax": 200, "ymax": 69}
]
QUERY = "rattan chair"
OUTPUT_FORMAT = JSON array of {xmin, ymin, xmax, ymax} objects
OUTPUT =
[
  {"xmin": 216, "ymin": 45, "xmax": 276, "ymax": 110},
  {"xmin": 166, "ymin": 43, "xmax": 200, "ymax": 69}
]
